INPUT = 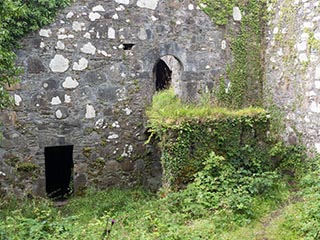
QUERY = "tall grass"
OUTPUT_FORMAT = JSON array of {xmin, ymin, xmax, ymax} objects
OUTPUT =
[{"xmin": 146, "ymin": 89, "xmax": 266, "ymax": 127}]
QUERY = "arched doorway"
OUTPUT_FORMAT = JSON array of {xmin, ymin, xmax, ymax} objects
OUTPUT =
[
  {"xmin": 153, "ymin": 55, "xmax": 183, "ymax": 94},
  {"xmin": 155, "ymin": 59, "xmax": 172, "ymax": 91}
]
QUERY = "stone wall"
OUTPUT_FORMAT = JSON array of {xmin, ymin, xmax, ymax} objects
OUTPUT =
[
  {"xmin": 0, "ymin": 0, "xmax": 228, "ymax": 196},
  {"xmin": 265, "ymin": 0, "xmax": 320, "ymax": 154}
]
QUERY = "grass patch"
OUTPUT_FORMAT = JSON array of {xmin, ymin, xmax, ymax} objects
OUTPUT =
[
  {"xmin": 146, "ymin": 89, "xmax": 266, "ymax": 128},
  {"xmin": 0, "ymin": 186, "xmax": 288, "ymax": 240}
]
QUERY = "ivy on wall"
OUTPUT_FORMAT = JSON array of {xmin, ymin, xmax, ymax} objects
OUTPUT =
[
  {"xmin": 0, "ymin": 0, "xmax": 71, "ymax": 110},
  {"xmin": 147, "ymin": 89, "xmax": 270, "ymax": 189},
  {"xmin": 198, "ymin": 0, "xmax": 267, "ymax": 108}
]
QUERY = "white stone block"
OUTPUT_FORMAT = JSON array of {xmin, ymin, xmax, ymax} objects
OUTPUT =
[
  {"xmin": 316, "ymin": 65, "xmax": 320, "ymax": 79},
  {"xmin": 66, "ymin": 12, "xmax": 74, "ymax": 19},
  {"xmin": 14, "ymin": 94, "xmax": 22, "ymax": 106},
  {"xmin": 108, "ymin": 27, "xmax": 116, "ymax": 39},
  {"xmin": 64, "ymin": 94, "xmax": 71, "ymax": 103},
  {"xmin": 39, "ymin": 29, "xmax": 52, "ymax": 37},
  {"xmin": 51, "ymin": 96, "xmax": 62, "ymax": 105},
  {"xmin": 233, "ymin": 7, "xmax": 242, "ymax": 21},
  {"xmin": 49, "ymin": 54, "xmax": 69, "ymax": 72},
  {"xmin": 63, "ymin": 76, "xmax": 79, "ymax": 89},
  {"xmin": 73, "ymin": 58, "xmax": 88, "ymax": 71},
  {"xmin": 310, "ymin": 101, "xmax": 320, "ymax": 113},
  {"xmin": 303, "ymin": 22, "xmax": 314, "ymax": 29},
  {"xmin": 85, "ymin": 104, "xmax": 96, "ymax": 119},
  {"xmin": 298, "ymin": 53, "xmax": 308, "ymax": 62},
  {"xmin": 55, "ymin": 109, "xmax": 63, "ymax": 119},
  {"xmin": 306, "ymin": 91, "xmax": 316, "ymax": 97},
  {"xmin": 89, "ymin": 12, "xmax": 101, "ymax": 21},
  {"xmin": 115, "ymin": 0, "xmax": 130, "ymax": 4},
  {"xmin": 92, "ymin": 5, "xmax": 105, "ymax": 12},
  {"xmin": 137, "ymin": 0, "xmax": 159, "ymax": 10},
  {"xmin": 108, "ymin": 133, "xmax": 119, "ymax": 139},
  {"xmin": 315, "ymin": 81, "xmax": 320, "ymax": 89},
  {"xmin": 296, "ymin": 41, "xmax": 307, "ymax": 51},
  {"xmin": 112, "ymin": 13, "xmax": 119, "ymax": 19},
  {"xmin": 151, "ymin": 16, "xmax": 158, "ymax": 21},
  {"xmin": 72, "ymin": 21, "xmax": 84, "ymax": 31},
  {"xmin": 188, "ymin": 4, "xmax": 194, "ymax": 10},
  {"xmin": 58, "ymin": 34, "xmax": 68, "ymax": 40},
  {"xmin": 56, "ymin": 41, "xmax": 65, "ymax": 50},
  {"xmin": 116, "ymin": 5, "xmax": 125, "ymax": 11},
  {"xmin": 315, "ymin": 143, "xmax": 320, "ymax": 153},
  {"xmin": 221, "ymin": 40, "xmax": 227, "ymax": 50},
  {"xmin": 81, "ymin": 42, "xmax": 96, "ymax": 55}
]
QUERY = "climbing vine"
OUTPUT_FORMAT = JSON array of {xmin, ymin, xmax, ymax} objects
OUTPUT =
[
  {"xmin": 198, "ymin": 0, "xmax": 268, "ymax": 108},
  {"xmin": 0, "ymin": 0, "xmax": 71, "ymax": 110}
]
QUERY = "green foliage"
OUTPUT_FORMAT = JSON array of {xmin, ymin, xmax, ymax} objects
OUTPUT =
[
  {"xmin": 269, "ymin": 142, "xmax": 307, "ymax": 179},
  {"xmin": 145, "ymin": 88, "xmax": 307, "ymax": 229},
  {"xmin": 166, "ymin": 152, "xmax": 283, "ymax": 223},
  {"xmin": 276, "ymin": 155, "xmax": 320, "ymax": 239},
  {"xmin": 0, "ymin": 0, "xmax": 71, "ymax": 109},
  {"xmin": 16, "ymin": 162, "xmax": 38, "ymax": 172},
  {"xmin": 199, "ymin": 0, "xmax": 267, "ymax": 108},
  {"xmin": 197, "ymin": 0, "xmax": 236, "ymax": 26},
  {"xmin": 147, "ymin": 89, "xmax": 266, "ymax": 129},
  {"xmin": 147, "ymin": 89, "xmax": 269, "ymax": 189}
]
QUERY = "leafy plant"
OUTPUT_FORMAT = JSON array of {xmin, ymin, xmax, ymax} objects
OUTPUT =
[{"xmin": 0, "ymin": 0, "xmax": 71, "ymax": 110}]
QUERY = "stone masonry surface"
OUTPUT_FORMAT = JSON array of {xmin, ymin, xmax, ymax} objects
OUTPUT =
[
  {"xmin": 265, "ymin": 0, "xmax": 320, "ymax": 154},
  {"xmin": 0, "ymin": 0, "xmax": 230, "ymax": 196}
]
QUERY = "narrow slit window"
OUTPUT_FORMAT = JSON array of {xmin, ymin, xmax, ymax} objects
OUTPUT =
[{"xmin": 123, "ymin": 43, "xmax": 135, "ymax": 50}]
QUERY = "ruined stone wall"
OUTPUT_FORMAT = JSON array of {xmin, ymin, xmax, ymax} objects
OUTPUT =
[
  {"xmin": 0, "ymin": 0, "xmax": 228, "ymax": 196},
  {"xmin": 265, "ymin": 0, "xmax": 320, "ymax": 154}
]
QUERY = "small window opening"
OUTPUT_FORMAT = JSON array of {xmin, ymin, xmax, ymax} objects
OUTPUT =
[
  {"xmin": 123, "ymin": 43, "xmax": 135, "ymax": 50},
  {"xmin": 45, "ymin": 145, "xmax": 74, "ymax": 199},
  {"xmin": 155, "ymin": 59, "xmax": 172, "ymax": 91}
]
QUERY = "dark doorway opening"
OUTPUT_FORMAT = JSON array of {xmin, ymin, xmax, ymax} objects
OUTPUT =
[
  {"xmin": 155, "ymin": 59, "xmax": 172, "ymax": 91},
  {"xmin": 45, "ymin": 145, "xmax": 74, "ymax": 199}
]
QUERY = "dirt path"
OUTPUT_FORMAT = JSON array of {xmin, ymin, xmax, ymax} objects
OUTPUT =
[{"xmin": 254, "ymin": 195, "xmax": 302, "ymax": 240}]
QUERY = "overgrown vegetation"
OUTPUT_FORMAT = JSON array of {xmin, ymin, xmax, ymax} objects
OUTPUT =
[
  {"xmin": 147, "ymin": 89, "xmax": 270, "ymax": 189},
  {"xmin": 199, "ymin": 0, "xmax": 267, "ymax": 108},
  {"xmin": 1, "ymin": 153, "xmax": 319, "ymax": 240},
  {"xmin": 0, "ymin": 0, "xmax": 71, "ymax": 109}
]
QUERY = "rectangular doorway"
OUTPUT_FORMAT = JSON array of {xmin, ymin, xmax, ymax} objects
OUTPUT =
[{"xmin": 45, "ymin": 145, "xmax": 74, "ymax": 199}]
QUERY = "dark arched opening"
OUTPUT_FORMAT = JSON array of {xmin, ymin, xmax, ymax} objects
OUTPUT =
[{"xmin": 155, "ymin": 59, "xmax": 172, "ymax": 91}]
